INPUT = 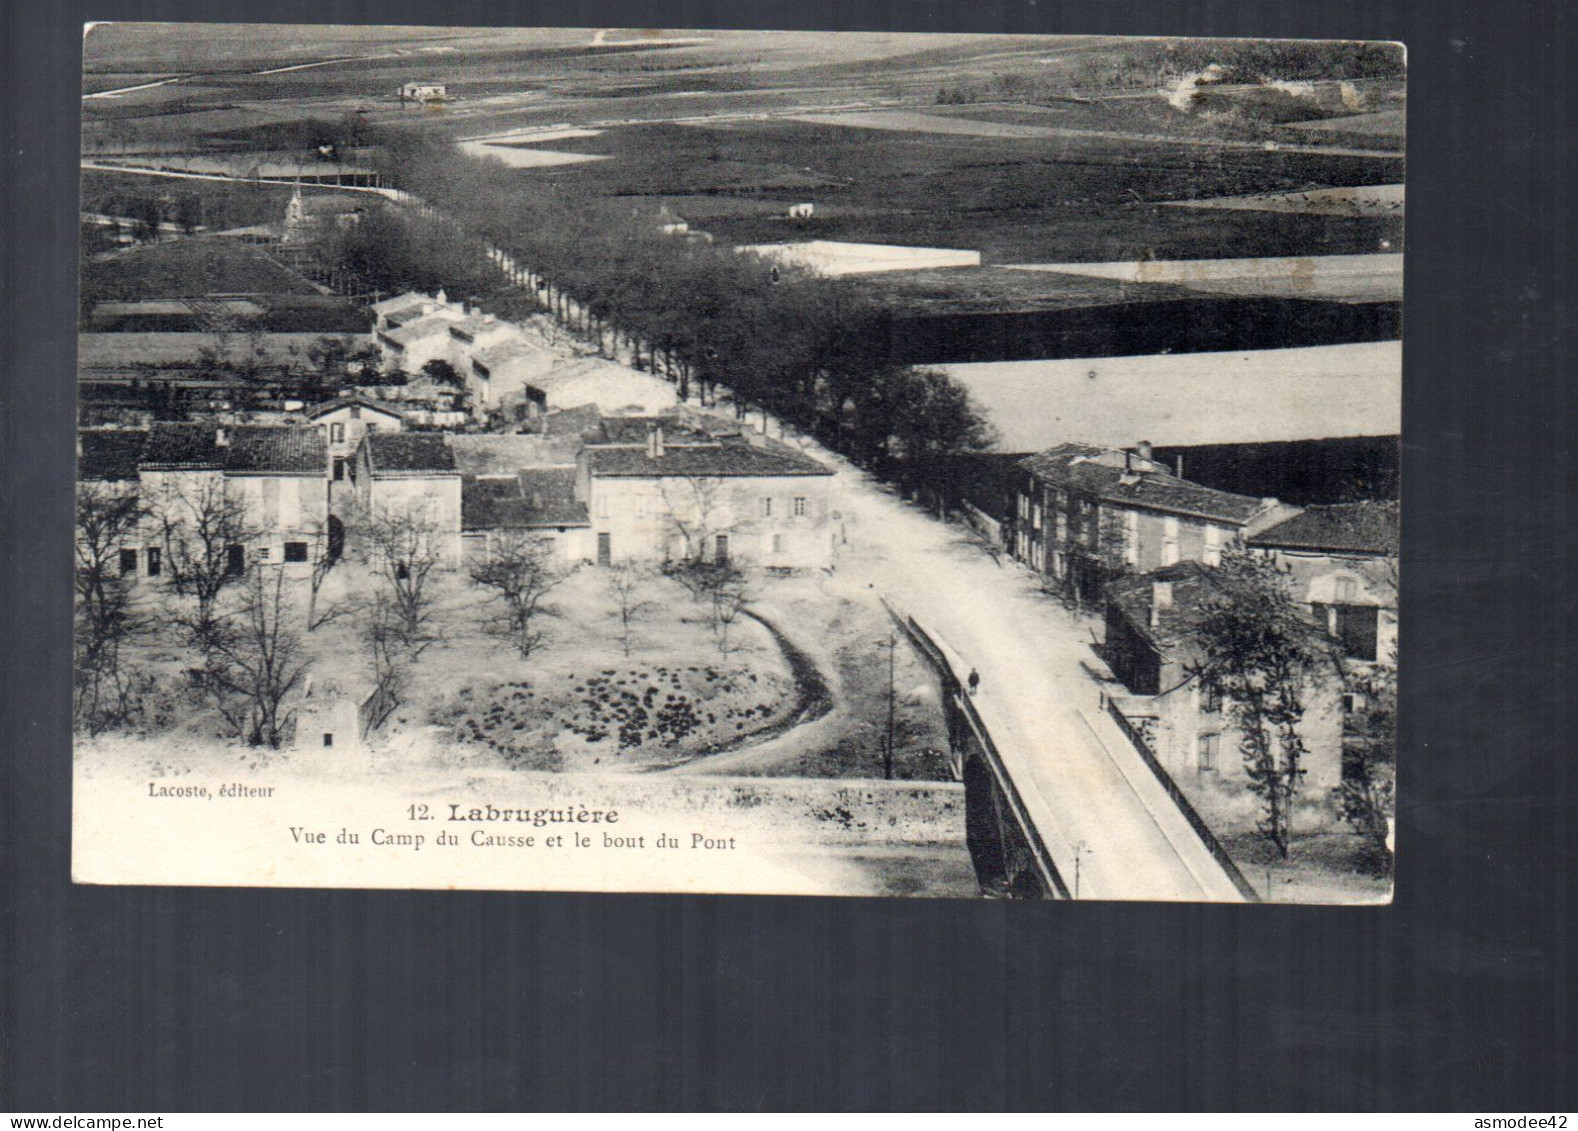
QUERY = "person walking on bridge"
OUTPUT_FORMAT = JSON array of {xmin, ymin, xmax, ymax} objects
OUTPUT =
[{"xmin": 968, "ymin": 668, "xmax": 980, "ymax": 697}]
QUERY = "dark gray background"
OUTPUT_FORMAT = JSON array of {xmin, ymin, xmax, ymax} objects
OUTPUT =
[{"xmin": 4, "ymin": 0, "xmax": 1573, "ymax": 1112}]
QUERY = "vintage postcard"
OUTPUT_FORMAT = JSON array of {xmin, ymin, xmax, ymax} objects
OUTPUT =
[{"xmin": 74, "ymin": 24, "xmax": 1402, "ymax": 901}]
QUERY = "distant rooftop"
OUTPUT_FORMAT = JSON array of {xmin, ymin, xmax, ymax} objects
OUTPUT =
[
  {"xmin": 1249, "ymin": 501, "xmax": 1399, "ymax": 556},
  {"xmin": 588, "ymin": 437, "xmax": 833, "ymax": 479},
  {"xmin": 363, "ymin": 432, "xmax": 456, "ymax": 477},
  {"xmin": 462, "ymin": 467, "xmax": 588, "ymax": 531},
  {"xmin": 78, "ymin": 429, "xmax": 149, "ymax": 482},
  {"xmin": 1020, "ymin": 443, "xmax": 1271, "ymax": 525}
]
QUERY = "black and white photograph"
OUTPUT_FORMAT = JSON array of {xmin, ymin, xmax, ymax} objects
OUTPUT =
[{"xmin": 72, "ymin": 23, "xmax": 1404, "ymax": 903}]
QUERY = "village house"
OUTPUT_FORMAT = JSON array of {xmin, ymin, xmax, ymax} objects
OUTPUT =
[
  {"xmin": 1014, "ymin": 442, "xmax": 1300, "ymax": 604},
  {"xmin": 1248, "ymin": 501, "xmax": 1400, "ymax": 670},
  {"xmin": 375, "ymin": 313, "xmax": 466, "ymax": 377},
  {"xmin": 1100, "ymin": 560, "xmax": 1345, "ymax": 809},
  {"xmin": 575, "ymin": 418, "xmax": 837, "ymax": 569},
  {"xmin": 349, "ymin": 431, "xmax": 463, "ymax": 567},
  {"xmin": 370, "ymin": 290, "xmax": 464, "ymax": 334},
  {"xmin": 121, "ymin": 423, "xmax": 331, "ymax": 579},
  {"xmin": 450, "ymin": 434, "xmax": 592, "ymax": 564},
  {"xmin": 468, "ymin": 338, "xmax": 557, "ymax": 418},
  {"xmin": 304, "ymin": 395, "xmax": 405, "ymax": 491},
  {"xmin": 399, "ymin": 81, "xmax": 447, "ymax": 103}
]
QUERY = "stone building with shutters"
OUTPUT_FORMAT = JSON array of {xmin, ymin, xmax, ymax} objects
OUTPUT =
[
  {"xmin": 1100, "ymin": 560, "xmax": 1345, "ymax": 818},
  {"xmin": 575, "ymin": 418, "xmax": 837, "ymax": 570},
  {"xmin": 1247, "ymin": 501, "xmax": 1399, "ymax": 670},
  {"xmin": 1013, "ymin": 441, "xmax": 1300, "ymax": 606}
]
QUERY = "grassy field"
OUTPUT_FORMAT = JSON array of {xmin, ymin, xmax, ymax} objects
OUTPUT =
[
  {"xmin": 85, "ymin": 563, "xmax": 952, "ymax": 783},
  {"xmin": 83, "ymin": 26, "xmax": 1404, "ymax": 268}
]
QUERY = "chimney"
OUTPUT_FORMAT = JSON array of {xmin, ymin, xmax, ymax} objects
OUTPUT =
[
  {"xmin": 647, "ymin": 422, "xmax": 665, "ymax": 459},
  {"xmin": 1136, "ymin": 440, "xmax": 1153, "ymax": 463},
  {"xmin": 1150, "ymin": 580, "xmax": 1174, "ymax": 627}
]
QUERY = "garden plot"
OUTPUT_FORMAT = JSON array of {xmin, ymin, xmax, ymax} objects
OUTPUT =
[{"xmin": 433, "ymin": 662, "xmax": 796, "ymax": 771}]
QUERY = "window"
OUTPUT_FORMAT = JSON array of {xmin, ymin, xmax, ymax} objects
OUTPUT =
[
  {"xmin": 762, "ymin": 497, "xmax": 773, "ymax": 518},
  {"xmin": 595, "ymin": 494, "xmax": 610, "ymax": 519},
  {"xmin": 395, "ymin": 560, "xmax": 409, "ymax": 580},
  {"xmin": 772, "ymin": 533, "xmax": 783, "ymax": 555},
  {"xmin": 323, "ymin": 732, "xmax": 334, "ymax": 748},
  {"xmin": 365, "ymin": 423, "xmax": 379, "ymax": 434},
  {"xmin": 350, "ymin": 406, "xmax": 362, "ymax": 420},
  {"xmin": 145, "ymin": 546, "xmax": 161, "ymax": 577},
  {"xmin": 1334, "ymin": 576, "xmax": 1359, "ymax": 603},
  {"xmin": 333, "ymin": 457, "xmax": 346, "ymax": 482},
  {"xmin": 226, "ymin": 544, "xmax": 245, "ymax": 575},
  {"xmin": 1197, "ymin": 733, "xmax": 1220, "ymax": 773},
  {"xmin": 119, "ymin": 548, "xmax": 138, "ymax": 576},
  {"xmin": 257, "ymin": 546, "xmax": 271, "ymax": 562},
  {"xmin": 1203, "ymin": 524, "xmax": 1222, "ymax": 567},
  {"xmin": 1201, "ymin": 685, "xmax": 1222, "ymax": 714},
  {"xmin": 1055, "ymin": 511, "xmax": 1068, "ymax": 543},
  {"xmin": 1162, "ymin": 516, "xmax": 1180, "ymax": 566},
  {"xmin": 715, "ymin": 534, "xmax": 729, "ymax": 564},
  {"xmin": 284, "ymin": 541, "xmax": 309, "ymax": 563},
  {"xmin": 329, "ymin": 423, "xmax": 345, "ymax": 444},
  {"xmin": 1124, "ymin": 510, "xmax": 1140, "ymax": 566},
  {"xmin": 793, "ymin": 496, "xmax": 807, "ymax": 517}
]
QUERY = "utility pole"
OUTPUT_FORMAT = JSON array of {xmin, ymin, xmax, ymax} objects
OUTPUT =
[{"xmin": 876, "ymin": 632, "xmax": 898, "ymax": 780}]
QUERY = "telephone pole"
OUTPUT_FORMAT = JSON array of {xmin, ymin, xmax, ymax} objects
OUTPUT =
[{"xmin": 873, "ymin": 632, "xmax": 899, "ymax": 780}]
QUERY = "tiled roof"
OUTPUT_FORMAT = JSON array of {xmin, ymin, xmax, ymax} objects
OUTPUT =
[
  {"xmin": 462, "ymin": 468, "xmax": 589, "ymax": 531},
  {"xmin": 1104, "ymin": 561, "xmax": 1223, "ymax": 655},
  {"xmin": 371, "ymin": 291, "xmax": 431, "ymax": 314},
  {"xmin": 446, "ymin": 314, "xmax": 505, "ymax": 339},
  {"xmin": 1249, "ymin": 501, "xmax": 1399, "ymax": 555},
  {"xmin": 382, "ymin": 315, "xmax": 456, "ymax": 347},
  {"xmin": 450, "ymin": 434, "xmax": 583, "ymax": 475},
  {"xmin": 304, "ymin": 395, "xmax": 405, "ymax": 422},
  {"xmin": 541, "ymin": 404, "xmax": 604, "ymax": 437},
  {"xmin": 586, "ymin": 415, "xmax": 716, "ymax": 446},
  {"xmin": 1020, "ymin": 442, "xmax": 1268, "ymax": 524},
  {"xmin": 472, "ymin": 339, "xmax": 551, "ymax": 369},
  {"xmin": 364, "ymin": 432, "xmax": 456, "ymax": 476},
  {"xmin": 588, "ymin": 438, "xmax": 833, "ymax": 479},
  {"xmin": 139, "ymin": 423, "xmax": 224, "ymax": 470},
  {"xmin": 224, "ymin": 427, "xmax": 327, "ymax": 475},
  {"xmin": 78, "ymin": 430, "xmax": 149, "ymax": 482}
]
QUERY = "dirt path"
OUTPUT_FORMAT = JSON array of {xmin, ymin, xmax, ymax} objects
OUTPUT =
[{"xmin": 658, "ymin": 606, "xmax": 838, "ymax": 775}]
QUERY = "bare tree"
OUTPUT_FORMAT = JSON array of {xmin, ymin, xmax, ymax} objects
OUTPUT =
[
  {"xmin": 1188, "ymin": 547, "xmax": 1337, "ymax": 858},
  {"xmin": 659, "ymin": 476, "xmax": 748, "ymax": 601},
  {"xmin": 469, "ymin": 530, "xmax": 570, "ymax": 659},
  {"xmin": 659, "ymin": 477, "xmax": 740, "ymax": 568},
  {"xmin": 357, "ymin": 500, "xmax": 447, "ymax": 650},
  {"xmin": 188, "ymin": 564, "xmax": 312, "ymax": 748},
  {"xmin": 362, "ymin": 591, "xmax": 423, "ymax": 733},
  {"xmin": 301, "ymin": 516, "xmax": 354, "ymax": 632},
  {"xmin": 148, "ymin": 474, "xmax": 253, "ymax": 647},
  {"xmin": 604, "ymin": 563, "xmax": 657, "ymax": 657},
  {"xmin": 74, "ymin": 484, "xmax": 150, "ymax": 733},
  {"xmin": 704, "ymin": 565, "xmax": 753, "ymax": 655}
]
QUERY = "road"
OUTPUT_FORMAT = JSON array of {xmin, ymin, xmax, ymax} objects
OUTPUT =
[{"xmin": 819, "ymin": 458, "xmax": 1249, "ymax": 902}]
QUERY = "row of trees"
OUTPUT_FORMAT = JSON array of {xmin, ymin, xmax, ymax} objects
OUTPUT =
[{"xmin": 311, "ymin": 128, "xmax": 997, "ymax": 504}]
